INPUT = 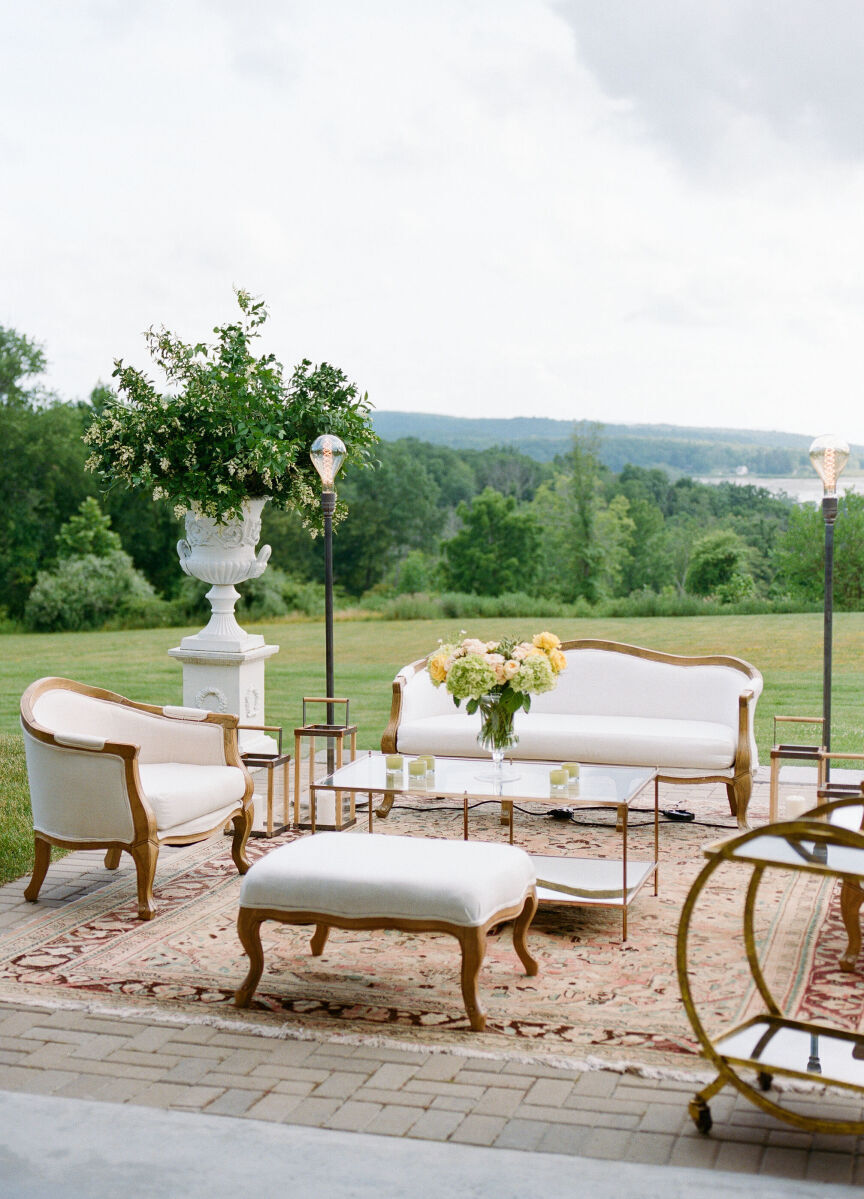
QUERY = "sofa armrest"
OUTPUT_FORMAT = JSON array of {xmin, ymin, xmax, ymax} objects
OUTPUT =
[{"xmin": 381, "ymin": 675, "xmax": 406, "ymax": 754}]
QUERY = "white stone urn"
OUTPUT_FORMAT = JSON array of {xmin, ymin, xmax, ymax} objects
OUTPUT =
[{"xmin": 177, "ymin": 497, "xmax": 272, "ymax": 652}]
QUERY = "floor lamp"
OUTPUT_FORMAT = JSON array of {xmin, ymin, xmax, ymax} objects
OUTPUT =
[
  {"xmin": 808, "ymin": 434, "xmax": 849, "ymax": 782},
  {"xmin": 310, "ymin": 433, "xmax": 346, "ymax": 772}
]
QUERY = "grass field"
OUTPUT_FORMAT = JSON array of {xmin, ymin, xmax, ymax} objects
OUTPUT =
[{"xmin": 2, "ymin": 612, "xmax": 863, "ymax": 884}]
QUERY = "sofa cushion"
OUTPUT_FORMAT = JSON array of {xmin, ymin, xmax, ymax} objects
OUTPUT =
[
  {"xmin": 138, "ymin": 763, "xmax": 246, "ymax": 832},
  {"xmin": 239, "ymin": 833, "xmax": 536, "ymax": 927},
  {"xmin": 396, "ymin": 713, "xmax": 737, "ymax": 771}
]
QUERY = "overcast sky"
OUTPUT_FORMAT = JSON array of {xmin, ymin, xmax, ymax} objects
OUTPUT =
[{"xmin": 3, "ymin": 0, "xmax": 863, "ymax": 444}]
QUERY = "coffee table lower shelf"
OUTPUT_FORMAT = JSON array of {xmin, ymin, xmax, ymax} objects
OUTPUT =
[{"xmin": 531, "ymin": 855, "xmax": 657, "ymax": 941}]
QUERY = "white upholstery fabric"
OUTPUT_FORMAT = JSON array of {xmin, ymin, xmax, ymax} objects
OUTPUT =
[
  {"xmin": 138, "ymin": 763, "xmax": 246, "ymax": 831},
  {"xmin": 396, "ymin": 713, "xmax": 737, "ymax": 770},
  {"xmin": 22, "ymin": 728, "xmax": 136, "ymax": 842},
  {"xmin": 32, "ymin": 690, "xmax": 227, "ymax": 765},
  {"xmin": 240, "ymin": 834, "xmax": 536, "ymax": 927},
  {"xmin": 160, "ymin": 800, "xmax": 244, "ymax": 841},
  {"xmin": 394, "ymin": 646, "xmax": 762, "ymax": 773}
]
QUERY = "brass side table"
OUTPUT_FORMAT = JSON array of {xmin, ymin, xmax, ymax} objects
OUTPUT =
[
  {"xmin": 293, "ymin": 697, "xmax": 358, "ymax": 830},
  {"xmin": 768, "ymin": 715, "xmax": 825, "ymax": 822},
  {"xmin": 239, "ymin": 724, "xmax": 291, "ymax": 838},
  {"xmin": 677, "ymin": 797, "xmax": 864, "ymax": 1135}
]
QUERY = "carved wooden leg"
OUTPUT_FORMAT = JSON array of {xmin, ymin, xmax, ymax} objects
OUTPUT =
[
  {"xmin": 129, "ymin": 839, "xmax": 158, "ymax": 920},
  {"xmin": 728, "ymin": 776, "xmax": 751, "ymax": 829},
  {"xmin": 512, "ymin": 893, "xmax": 539, "ymax": 977},
  {"xmin": 310, "ymin": 923, "xmax": 330, "ymax": 955},
  {"xmin": 230, "ymin": 805, "xmax": 253, "ymax": 875},
  {"xmin": 458, "ymin": 926, "xmax": 487, "ymax": 1032},
  {"xmin": 24, "ymin": 836, "xmax": 51, "ymax": 902},
  {"xmin": 235, "ymin": 908, "xmax": 265, "ymax": 1007},
  {"xmin": 104, "ymin": 847, "xmax": 122, "ymax": 870},
  {"xmin": 839, "ymin": 879, "xmax": 864, "ymax": 972}
]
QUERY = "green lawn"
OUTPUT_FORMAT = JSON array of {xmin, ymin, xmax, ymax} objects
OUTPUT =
[{"xmin": 2, "ymin": 611, "xmax": 863, "ymax": 885}]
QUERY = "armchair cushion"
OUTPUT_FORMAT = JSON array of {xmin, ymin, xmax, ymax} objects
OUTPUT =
[{"xmin": 138, "ymin": 763, "xmax": 247, "ymax": 831}]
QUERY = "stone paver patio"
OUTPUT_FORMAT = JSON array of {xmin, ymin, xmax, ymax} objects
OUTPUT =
[{"xmin": 2, "ymin": 776, "xmax": 864, "ymax": 1187}]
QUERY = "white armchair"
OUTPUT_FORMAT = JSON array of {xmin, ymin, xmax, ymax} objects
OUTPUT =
[{"xmin": 20, "ymin": 677, "xmax": 255, "ymax": 919}]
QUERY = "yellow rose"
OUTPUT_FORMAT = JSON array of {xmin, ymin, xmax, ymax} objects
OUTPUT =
[
  {"xmin": 533, "ymin": 631, "xmax": 561, "ymax": 652},
  {"xmin": 549, "ymin": 647, "xmax": 567, "ymax": 673},
  {"xmin": 428, "ymin": 652, "xmax": 449, "ymax": 684}
]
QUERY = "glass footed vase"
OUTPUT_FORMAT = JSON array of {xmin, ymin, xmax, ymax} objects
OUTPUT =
[{"xmin": 476, "ymin": 694, "xmax": 520, "ymax": 784}]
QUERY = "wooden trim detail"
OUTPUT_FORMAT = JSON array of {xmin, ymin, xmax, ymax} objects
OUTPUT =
[{"xmin": 234, "ymin": 887, "xmax": 538, "ymax": 1032}]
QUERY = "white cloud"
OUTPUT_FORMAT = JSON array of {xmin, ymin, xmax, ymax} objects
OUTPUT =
[{"xmin": 1, "ymin": 0, "xmax": 863, "ymax": 444}]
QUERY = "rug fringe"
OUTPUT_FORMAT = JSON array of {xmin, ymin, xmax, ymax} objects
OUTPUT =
[{"xmin": 0, "ymin": 989, "xmax": 833, "ymax": 1093}]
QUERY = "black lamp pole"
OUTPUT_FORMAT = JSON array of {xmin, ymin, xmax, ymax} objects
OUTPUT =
[
  {"xmin": 310, "ymin": 433, "xmax": 346, "ymax": 777},
  {"xmin": 322, "ymin": 487, "xmax": 336, "ymax": 772},
  {"xmin": 821, "ymin": 492, "xmax": 838, "ymax": 776},
  {"xmin": 809, "ymin": 434, "xmax": 849, "ymax": 786}
]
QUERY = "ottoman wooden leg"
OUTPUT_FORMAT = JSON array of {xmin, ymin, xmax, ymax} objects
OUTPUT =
[
  {"xmin": 235, "ymin": 909, "xmax": 265, "ymax": 1007},
  {"xmin": 512, "ymin": 893, "xmax": 539, "ymax": 976},
  {"xmin": 458, "ymin": 925, "xmax": 488, "ymax": 1032},
  {"xmin": 310, "ymin": 923, "xmax": 330, "ymax": 955}
]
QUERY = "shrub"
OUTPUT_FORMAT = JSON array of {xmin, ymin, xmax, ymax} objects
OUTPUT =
[{"xmin": 24, "ymin": 551, "xmax": 170, "ymax": 632}]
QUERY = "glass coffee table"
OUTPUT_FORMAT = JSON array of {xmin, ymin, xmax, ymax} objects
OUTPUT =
[{"xmin": 309, "ymin": 753, "xmax": 659, "ymax": 941}]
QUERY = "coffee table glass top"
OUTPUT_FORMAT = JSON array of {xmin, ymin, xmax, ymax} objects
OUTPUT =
[{"xmin": 311, "ymin": 753, "xmax": 655, "ymax": 808}]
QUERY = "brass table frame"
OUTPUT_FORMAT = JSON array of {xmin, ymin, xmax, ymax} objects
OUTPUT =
[{"xmin": 677, "ymin": 795, "xmax": 864, "ymax": 1135}]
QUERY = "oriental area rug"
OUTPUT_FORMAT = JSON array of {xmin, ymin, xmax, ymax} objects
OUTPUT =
[{"xmin": 2, "ymin": 786, "xmax": 862, "ymax": 1079}]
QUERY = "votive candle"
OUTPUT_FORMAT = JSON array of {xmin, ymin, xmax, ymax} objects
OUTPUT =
[{"xmin": 785, "ymin": 795, "xmax": 810, "ymax": 821}]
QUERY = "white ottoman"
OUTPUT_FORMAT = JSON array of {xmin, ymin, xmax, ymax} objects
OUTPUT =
[{"xmin": 234, "ymin": 833, "xmax": 539, "ymax": 1031}]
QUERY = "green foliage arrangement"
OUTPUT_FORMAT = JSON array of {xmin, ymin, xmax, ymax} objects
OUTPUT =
[{"xmin": 84, "ymin": 290, "xmax": 377, "ymax": 530}]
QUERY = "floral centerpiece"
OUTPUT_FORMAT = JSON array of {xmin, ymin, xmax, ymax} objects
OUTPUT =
[{"xmin": 427, "ymin": 632, "xmax": 567, "ymax": 774}]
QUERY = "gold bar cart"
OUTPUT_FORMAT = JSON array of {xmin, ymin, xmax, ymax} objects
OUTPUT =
[{"xmin": 677, "ymin": 794, "xmax": 864, "ymax": 1135}]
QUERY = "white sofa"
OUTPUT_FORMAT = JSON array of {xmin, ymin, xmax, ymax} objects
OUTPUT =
[{"xmin": 382, "ymin": 639, "xmax": 763, "ymax": 827}]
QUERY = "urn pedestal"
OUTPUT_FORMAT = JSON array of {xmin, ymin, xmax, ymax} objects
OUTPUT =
[{"xmin": 169, "ymin": 498, "xmax": 280, "ymax": 758}]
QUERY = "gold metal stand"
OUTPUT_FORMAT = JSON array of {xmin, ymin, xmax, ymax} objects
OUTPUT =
[
  {"xmin": 677, "ymin": 795, "xmax": 864, "ymax": 1135},
  {"xmin": 293, "ymin": 698, "xmax": 357, "ymax": 830},
  {"xmin": 768, "ymin": 715, "xmax": 825, "ymax": 822}
]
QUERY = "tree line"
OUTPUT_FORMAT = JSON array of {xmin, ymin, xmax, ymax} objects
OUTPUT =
[{"xmin": 3, "ymin": 324, "xmax": 863, "ymax": 632}]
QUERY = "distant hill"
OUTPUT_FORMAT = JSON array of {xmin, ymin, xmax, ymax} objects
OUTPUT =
[{"xmin": 371, "ymin": 412, "xmax": 862, "ymax": 477}]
